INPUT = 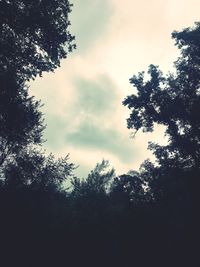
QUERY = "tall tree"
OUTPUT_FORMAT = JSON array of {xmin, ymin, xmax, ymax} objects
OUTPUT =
[
  {"xmin": 123, "ymin": 23, "xmax": 200, "ymax": 266},
  {"xmin": 0, "ymin": 0, "xmax": 75, "ymax": 82},
  {"xmin": 0, "ymin": 0, "xmax": 75, "ymax": 171},
  {"xmin": 4, "ymin": 148, "xmax": 74, "ymax": 189},
  {"xmin": 123, "ymin": 22, "xmax": 200, "ymax": 171},
  {"xmin": 0, "ymin": 77, "xmax": 44, "ymax": 169}
]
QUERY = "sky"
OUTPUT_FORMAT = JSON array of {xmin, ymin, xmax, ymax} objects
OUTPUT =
[{"xmin": 30, "ymin": 0, "xmax": 200, "ymax": 178}]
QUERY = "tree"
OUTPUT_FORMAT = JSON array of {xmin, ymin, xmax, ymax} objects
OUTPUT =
[
  {"xmin": 0, "ymin": 0, "xmax": 75, "ymax": 172},
  {"xmin": 123, "ymin": 22, "xmax": 200, "ymax": 171},
  {"xmin": 0, "ymin": 80, "xmax": 44, "ymax": 169},
  {"xmin": 3, "ymin": 148, "xmax": 75, "ymax": 190},
  {"xmin": 123, "ymin": 22, "xmax": 200, "ymax": 266},
  {"xmin": 0, "ymin": 2, "xmax": 77, "ymax": 266},
  {"xmin": 71, "ymin": 160, "xmax": 114, "ymax": 199},
  {"xmin": 64, "ymin": 161, "xmax": 115, "ymax": 266},
  {"xmin": 110, "ymin": 172, "xmax": 150, "ymax": 205},
  {"xmin": 0, "ymin": 0, "xmax": 75, "ymax": 82}
]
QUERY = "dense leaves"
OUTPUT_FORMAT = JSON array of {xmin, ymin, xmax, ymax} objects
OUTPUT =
[
  {"xmin": 0, "ymin": 0, "xmax": 75, "ymax": 172},
  {"xmin": 124, "ymin": 23, "xmax": 200, "ymax": 170},
  {"xmin": 0, "ymin": 80, "xmax": 44, "ymax": 168},
  {"xmin": 0, "ymin": 0, "xmax": 75, "ymax": 81},
  {"xmin": 3, "ymin": 148, "xmax": 75, "ymax": 190}
]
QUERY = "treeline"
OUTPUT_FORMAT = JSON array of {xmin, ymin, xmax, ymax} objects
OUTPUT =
[{"xmin": 0, "ymin": 1, "xmax": 200, "ymax": 266}]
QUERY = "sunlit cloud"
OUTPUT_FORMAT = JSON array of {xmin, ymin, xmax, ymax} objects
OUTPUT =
[{"xmin": 30, "ymin": 0, "xmax": 200, "ymax": 177}]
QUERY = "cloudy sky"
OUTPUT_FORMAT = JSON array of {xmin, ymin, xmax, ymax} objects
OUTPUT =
[{"xmin": 30, "ymin": 0, "xmax": 200, "ymax": 177}]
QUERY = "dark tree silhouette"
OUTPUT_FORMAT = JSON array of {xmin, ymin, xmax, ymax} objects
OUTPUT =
[
  {"xmin": 0, "ymin": 0, "xmax": 75, "ymax": 175},
  {"xmin": 0, "ymin": 80, "xmax": 44, "ymax": 169},
  {"xmin": 71, "ymin": 160, "xmax": 114, "ymax": 197},
  {"xmin": 4, "ymin": 148, "xmax": 74, "ymax": 189},
  {"xmin": 123, "ymin": 23, "xmax": 200, "ymax": 171},
  {"xmin": 0, "ymin": 2, "xmax": 76, "ymax": 265},
  {"xmin": 123, "ymin": 21, "xmax": 200, "ymax": 266},
  {"xmin": 0, "ymin": 0, "xmax": 75, "ymax": 82}
]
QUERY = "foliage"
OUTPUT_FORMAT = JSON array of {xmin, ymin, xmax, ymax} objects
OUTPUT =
[
  {"xmin": 124, "ymin": 22, "xmax": 200, "ymax": 171},
  {"xmin": 0, "ymin": 0, "xmax": 75, "ymax": 174},
  {"xmin": 3, "ymin": 148, "xmax": 75, "ymax": 190},
  {"xmin": 71, "ymin": 160, "xmax": 115, "ymax": 197},
  {"xmin": 0, "ymin": 79, "xmax": 44, "ymax": 167},
  {"xmin": 110, "ymin": 172, "xmax": 150, "ymax": 205},
  {"xmin": 0, "ymin": 0, "xmax": 75, "ymax": 82}
]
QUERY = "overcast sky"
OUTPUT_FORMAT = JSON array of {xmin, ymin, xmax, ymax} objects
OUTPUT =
[{"xmin": 30, "ymin": 0, "xmax": 200, "ymax": 177}]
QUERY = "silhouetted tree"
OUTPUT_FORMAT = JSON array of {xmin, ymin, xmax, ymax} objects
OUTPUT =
[
  {"xmin": 0, "ymin": 0, "xmax": 75, "ymax": 176},
  {"xmin": 0, "ymin": 81, "xmax": 44, "ymax": 169},
  {"xmin": 0, "ymin": 0, "xmax": 75, "ymax": 82},
  {"xmin": 111, "ymin": 171, "xmax": 151, "ymax": 205},
  {"xmin": 124, "ymin": 23, "xmax": 200, "ymax": 171},
  {"xmin": 67, "ymin": 161, "xmax": 115, "ymax": 266},
  {"xmin": 71, "ymin": 160, "xmax": 114, "ymax": 197},
  {"xmin": 0, "ymin": 2, "xmax": 76, "ymax": 265},
  {"xmin": 123, "ymin": 21, "xmax": 200, "ymax": 266},
  {"xmin": 3, "ymin": 148, "xmax": 74, "ymax": 190},
  {"xmin": 123, "ymin": 22, "xmax": 200, "ymax": 201}
]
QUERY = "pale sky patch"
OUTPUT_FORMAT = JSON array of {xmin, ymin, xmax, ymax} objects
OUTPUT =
[{"xmin": 30, "ymin": 0, "xmax": 200, "ymax": 177}]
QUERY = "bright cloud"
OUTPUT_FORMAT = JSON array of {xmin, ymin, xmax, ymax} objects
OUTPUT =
[{"xmin": 30, "ymin": 0, "xmax": 200, "ymax": 177}]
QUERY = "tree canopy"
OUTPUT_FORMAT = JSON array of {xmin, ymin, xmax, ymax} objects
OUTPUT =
[
  {"xmin": 123, "ymin": 22, "xmax": 200, "ymax": 172},
  {"xmin": 0, "ymin": 0, "xmax": 75, "ymax": 174},
  {"xmin": 0, "ymin": 0, "xmax": 75, "ymax": 82}
]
